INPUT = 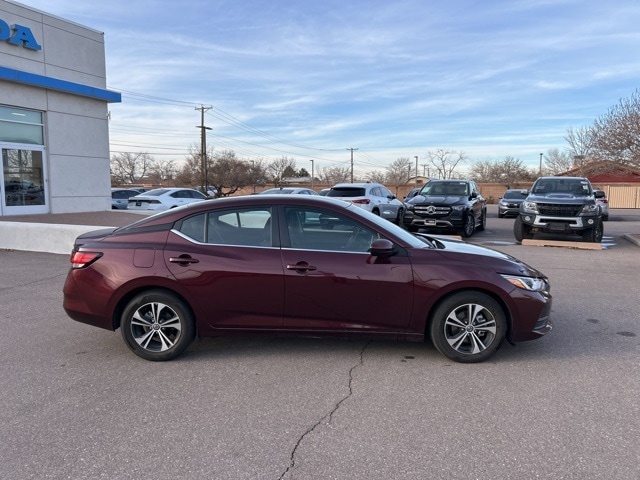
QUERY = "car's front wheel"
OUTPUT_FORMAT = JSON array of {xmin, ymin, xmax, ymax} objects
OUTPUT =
[
  {"xmin": 514, "ymin": 216, "xmax": 533, "ymax": 242},
  {"xmin": 429, "ymin": 291, "xmax": 507, "ymax": 363},
  {"xmin": 121, "ymin": 290, "xmax": 195, "ymax": 361},
  {"xmin": 460, "ymin": 212, "xmax": 475, "ymax": 237},
  {"xmin": 582, "ymin": 218, "xmax": 604, "ymax": 243}
]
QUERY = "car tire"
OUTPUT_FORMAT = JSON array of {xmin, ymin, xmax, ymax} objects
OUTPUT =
[
  {"xmin": 477, "ymin": 209, "xmax": 486, "ymax": 231},
  {"xmin": 395, "ymin": 208, "xmax": 404, "ymax": 226},
  {"xmin": 513, "ymin": 216, "xmax": 533, "ymax": 242},
  {"xmin": 460, "ymin": 213, "xmax": 475, "ymax": 237},
  {"xmin": 582, "ymin": 218, "xmax": 604, "ymax": 243},
  {"xmin": 120, "ymin": 289, "xmax": 195, "ymax": 361},
  {"xmin": 429, "ymin": 291, "xmax": 507, "ymax": 363}
]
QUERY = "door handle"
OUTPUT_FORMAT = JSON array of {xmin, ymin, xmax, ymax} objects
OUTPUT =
[
  {"xmin": 286, "ymin": 261, "xmax": 317, "ymax": 273},
  {"xmin": 169, "ymin": 255, "xmax": 200, "ymax": 266}
]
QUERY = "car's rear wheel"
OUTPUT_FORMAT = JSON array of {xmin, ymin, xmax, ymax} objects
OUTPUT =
[
  {"xmin": 121, "ymin": 290, "xmax": 195, "ymax": 361},
  {"xmin": 477, "ymin": 209, "xmax": 486, "ymax": 231},
  {"xmin": 513, "ymin": 216, "xmax": 533, "ymax": 242},
  {"xmin": 429, "ymin": 291, "xmax": 507, "ymax": 363}
]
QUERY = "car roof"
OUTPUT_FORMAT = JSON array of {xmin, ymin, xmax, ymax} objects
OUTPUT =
[
  {"xmin": 331, "ymin": 183, "xmax": 379, "ymax": 188},
  {"xmin": 119, "ymin": 195, "xmax": 351, "ymax": 227}
]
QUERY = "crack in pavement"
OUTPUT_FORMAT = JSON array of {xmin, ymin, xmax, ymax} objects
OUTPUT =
[{"xmin": 278, "ymin": 340, "xmax": 371, "ymax": 480}]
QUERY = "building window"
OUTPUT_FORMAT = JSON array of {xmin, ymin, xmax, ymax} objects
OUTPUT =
[{"xmin": 0, "ymin": 106, "xmax": 44, "ymax": 145}]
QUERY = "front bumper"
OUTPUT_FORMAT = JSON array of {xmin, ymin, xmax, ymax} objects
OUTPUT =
[{"xmin": 520, "ymin": 214, "xmax": 599, "ymax": 232}]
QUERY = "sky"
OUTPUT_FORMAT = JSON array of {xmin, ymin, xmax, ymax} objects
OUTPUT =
[{"xmin": 18, "ymin": 0, "xmax": 640, "ymax": 177}]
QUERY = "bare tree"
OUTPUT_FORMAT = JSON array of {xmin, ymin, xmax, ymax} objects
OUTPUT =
[
  {"xmin": 590, "ymin": 89, "xmax": 640, "ymax": 168},
  {"xmin": 425, "ymin": 149, "xmax": 466, "ymax": 179},
  {"xmin": 110, "ymin": 152, "xmax": 154, "ymax": 185},
  {"xmin": 385, "ymin": 157, "xmax": 412, "ymax": 193},
  {"xmin": 208, "ymin": 150, "xmax": 255, "ymax": 197},
  {"xmin": 147, "ymin": 159, "xmax": 177, "ymax": 185},
  {"xmin": 318, "ymin": 166, "xmax": 350, "ymax": 184},
  {"xmin": 544, "ymin": 148, "xmax": 574, "ymax": 175},
  {"xmin": 267, "ymin": 156, "xmax": 297, "ymax": 186},
  {"xmin": 364, "ymin": 169, "xmax": 386, "ymax": 183},
  {"xmin": 564, "ymin": 126, "xmax": 594, "ymax": 161},
  {"xmin": 469, "ymin": 156, "xmax": 534, "ymax": 186}
]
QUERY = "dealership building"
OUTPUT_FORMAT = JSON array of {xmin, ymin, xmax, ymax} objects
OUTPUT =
[{"xmin": 0, "ymin": 0, "xmax": 120, "ymax": 216}]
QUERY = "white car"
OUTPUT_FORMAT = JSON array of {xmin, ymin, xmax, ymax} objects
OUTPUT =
[
  {"xmin": 325, "ymin": 182, "xmax": 404, "ymax": 223},
  {"xmin": 128, "ymin": 188, "xmax": 208, "ymax": 211},
  {"xmin": 259, "ymin": 187, "xmax": 319, "ymax": 195}
]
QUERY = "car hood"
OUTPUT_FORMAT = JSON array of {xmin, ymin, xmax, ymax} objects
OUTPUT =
[
  {"xmin": 526, "ymin": 193, "xmax": 593, "ymax": 203},
  {"xmin": 408, "ymin": 194, "xmax": 468, "ymax": 205},
  {"xmin": 413, "ymin": 234, "xmax": 545, "ymax": 277}
]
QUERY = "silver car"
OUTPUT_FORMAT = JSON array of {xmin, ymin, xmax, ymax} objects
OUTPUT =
[
  {"xmin": 326, "ymin": 182, "xmax": 404, "ymax": 223},
  {"xmin": 593, "ymin": 189, "xmax": 609, "ymax": 221}
]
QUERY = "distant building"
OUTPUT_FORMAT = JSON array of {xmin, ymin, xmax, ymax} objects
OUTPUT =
[{"xmin": 0, "ymin": 0, "xmax": 120, "ymax": 216}]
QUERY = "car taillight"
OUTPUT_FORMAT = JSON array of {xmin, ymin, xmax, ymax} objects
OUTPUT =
[
  {"xmin": 70, "ymin": 251, "xmax": 103, "ymax": 269},
  {"xmin": 352, "ymin": 199, "xmax": 371, "ymax": 204},
  {"xmin": 600, "ymin": 199, "xmax": 608, "ymax": 203}
]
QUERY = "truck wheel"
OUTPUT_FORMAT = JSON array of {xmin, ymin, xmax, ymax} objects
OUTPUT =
[
  {"xmin": 582, "ymin": 218, "xmax": 603, "ymax": 243},
  {"xmin": 514, "ymin": 216, "xmax": 533, "ymax": 242}
]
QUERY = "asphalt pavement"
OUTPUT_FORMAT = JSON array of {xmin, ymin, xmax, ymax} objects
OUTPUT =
[{"xmin": 1, "ymin": 236, "xmax": 639, "ymax": 479}]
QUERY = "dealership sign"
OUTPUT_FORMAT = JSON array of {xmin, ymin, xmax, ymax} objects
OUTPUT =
[{"xmin": 0, "ymin": 19, "xmax": 41, "ymax": 51}]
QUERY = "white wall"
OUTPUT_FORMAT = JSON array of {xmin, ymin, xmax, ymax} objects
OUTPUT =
[{"xmin": 0, "ymin": 0, "xmax": 114, "ymax": 214}]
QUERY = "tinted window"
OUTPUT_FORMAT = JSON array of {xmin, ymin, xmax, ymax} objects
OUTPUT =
[
  {"xmin": 327, "ymin": 187, "xmax": 366, "ymax": 197},
  {"xmin": 178, "ymin": 209, "xmax": 272, "ymax": 246}
]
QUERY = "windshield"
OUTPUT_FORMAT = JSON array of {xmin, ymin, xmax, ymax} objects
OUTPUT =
[
  {"xmin": 420, "ymin": 181, "xmax": 469, "ymax": 196},
  {"xmin": 503, "ymin": 190, "xmax": 525, "ymax": 199},
  {"xmin": 532, "ymin": 179, "xmax": 591, "ymax": 195}
]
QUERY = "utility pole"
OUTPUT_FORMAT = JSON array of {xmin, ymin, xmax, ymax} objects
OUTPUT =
[
  {"xmin": 347, "ymin": 147, "xmax": 358, "ymax": 183},
  {"xmin": 196, "ymin": 105, "xmax": 212, "ymax": 194},
  {"xmin": 309, "ymin": 159, "xmax": 315, "ymax": 190},
  {"xmin": 414, "ymin": 156, "xmax": 419, "ymax": 188}
]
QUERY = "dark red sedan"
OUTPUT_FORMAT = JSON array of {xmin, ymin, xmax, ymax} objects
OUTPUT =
[{"xmin": 63, "ymin": 195, "xmax": 552, "ymax": 363}]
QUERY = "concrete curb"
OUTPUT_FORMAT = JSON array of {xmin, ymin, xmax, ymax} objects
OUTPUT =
[
  {"xmin": 622, "ymin": 233, "xmax": 640, "ymax": 247},
  {"xmin": 0, "ymin": 222, "xmax": 114, "ymax": 255}
]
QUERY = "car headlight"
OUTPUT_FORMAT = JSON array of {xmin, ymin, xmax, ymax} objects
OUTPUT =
[
  {"xmin": 581, "ymin": 203, "xmax": 598, "ymax": 214},
  {"xmin": 452, "ymin": 205, "xmax": 465, "ymax": 211},
  {"xmin": 521, "ymin": 201, "xmax": 539, "ymax": 214},
  {"xmin": 501, "ymin": 274, "xmax": 547, "ymax": 292}
]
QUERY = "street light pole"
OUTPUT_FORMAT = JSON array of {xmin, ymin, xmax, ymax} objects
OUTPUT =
[
  {"xmin": 414, "ymin": 156, "xmax": 418, "ymax": 188},
  {"xmin": 309, "ymin": 159, "xmax": 314, "ymax": 190},
  {"xmin": 539, "ymin": 153, "xmax": 543, "ymax": 176}
]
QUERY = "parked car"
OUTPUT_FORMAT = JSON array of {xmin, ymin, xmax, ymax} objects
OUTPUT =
[
  {"xmin": 259, "ymin": 187, "xmax": 319, "ymax": 195},
  {"xmin": 63, "ymin": 195, "xmax": 552, "ymax": 364},
  {"xmin": 498, "ymin": 189, "xmax": 527, "ymax": 218},
  {"xmin": 326, "ymin": 182, "xmax": 404, "ymax": 224},
  {"xmin": 111, "ymin": 188, "xmax": 140, "ymax": 210},
  {"xmin": 593, "ymin": 189, "xmax": 609, "ymax": 221},
  {"xmin": 404, "ymin": 188, "xmax": 420, "ymax": 201},
  {"xmin": 318, "ymin": 188, "xmax": 331, "ymax": 196},
  {"xmin": 514, "ymin": 177, "xmax": 603, "ymax": 243},
  {"xmin": 403, "ymin": 179, "xmax": 486, "ymax": 237},
  {"xmin": 127, "ymin": 188, "xmax": 208, "ymax": 211}
]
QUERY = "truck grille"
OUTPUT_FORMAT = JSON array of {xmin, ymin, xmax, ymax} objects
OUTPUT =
[
  {"xmin": 537, "ymin": 203, "xmax": 582, "ymax": 216},
  {"xmin": 413, "ymin": 205, "xmax": 451, "ymax": 217}
]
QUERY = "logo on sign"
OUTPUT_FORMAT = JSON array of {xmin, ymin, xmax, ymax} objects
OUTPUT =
[{"xmin": 0, "ymin": 19, "xmax": 41, "ymax": 51}]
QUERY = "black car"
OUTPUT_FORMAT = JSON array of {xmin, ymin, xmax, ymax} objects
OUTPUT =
[
  {"xmin": 498, "ymin": 189, "xmax": 527, "ymax": 218},
  {"xmin": 402, "ymin": 179, "xmax": 487, "ymax": 237}
]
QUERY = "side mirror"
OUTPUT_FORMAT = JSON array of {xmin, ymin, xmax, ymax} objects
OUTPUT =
[
  {"xmin": 369, "ymin": 238, "xmax": 396, "ymax": 257},
  {"xmin": 521, "ymin": 190, "xmax": 529, "ymax": 196},
  {"xmin": 593, "ymin": 190, "xmax": 605, "ymax": 199}
]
